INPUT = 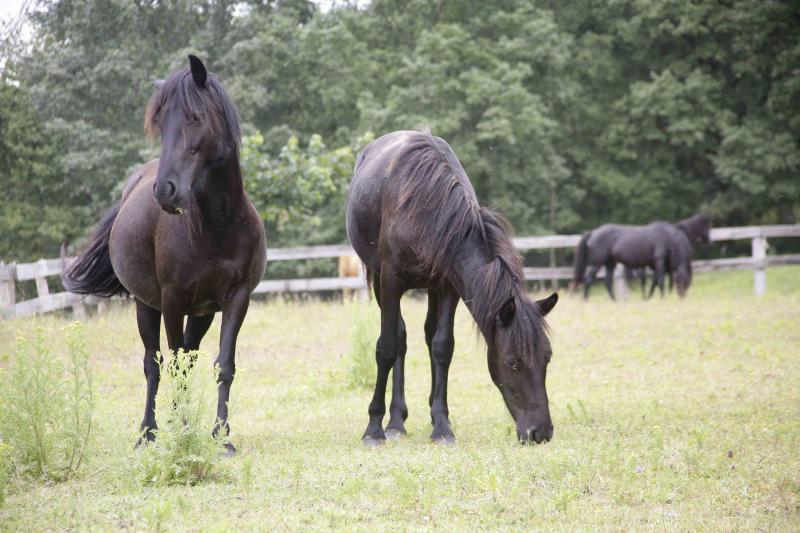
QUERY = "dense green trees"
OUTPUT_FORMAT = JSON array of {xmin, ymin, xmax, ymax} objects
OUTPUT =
[{"xmin": 1, "ymin": 0, "xmax": 797, "ymax": 261}]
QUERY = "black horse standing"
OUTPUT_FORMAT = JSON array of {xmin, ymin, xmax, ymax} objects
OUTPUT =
[
  {"xmin": 572, "ymin": 215, "xmax": 704, "ymax": 300},
  {"xmin": 346, "ymin": 131, "xmax": 558, "ymax": 445},
  {"xmin": 64, "ymin": 56, "xmax": 267, "ymax": 454}
]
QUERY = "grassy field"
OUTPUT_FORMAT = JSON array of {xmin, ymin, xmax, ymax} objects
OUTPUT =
[{"xmin": 1, "ymin": 267, "xmax": 799, "ymax": 531}]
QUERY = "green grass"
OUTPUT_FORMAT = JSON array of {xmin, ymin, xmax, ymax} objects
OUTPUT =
[{"xmin": 1, "ymin": 267, "xmax": 799, "ymax": 530}]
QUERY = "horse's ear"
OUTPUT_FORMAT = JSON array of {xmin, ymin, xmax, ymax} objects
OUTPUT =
[
  {"xmin": 152, "ymin": 79, "xmax": 165, "ymax": 91},
  {"xmin": 188, "ymin": 54, "xmax": 207, "ymax": 88},
  {"xmin": 498, "ymin": 297, "xmax": 516, "ymax": 327},
  {"xmin": 536, "ymin": 292, "xmax": 558, "ymax": 316}
]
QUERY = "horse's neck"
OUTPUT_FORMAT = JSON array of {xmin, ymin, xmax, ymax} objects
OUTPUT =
[
  {"xmin": 446, "ymin": 238, "xmax": 494, "ymax": 328},
  {"xmin": 194, "ymin": 160, "xmax": 246, "ymax": 230},
  {"xmin": 676, "ymin": 222, "xmax": 694, "ymax": 242}
]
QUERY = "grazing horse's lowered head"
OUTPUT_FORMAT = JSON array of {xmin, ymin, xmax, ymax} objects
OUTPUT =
[
  {"xmin": 145, "ymin": 55, "xmax": 242, "ymax": 215},
  {"xmin": 483, "ymin": 289, "xmax": 558, "ymax": 443},
  {"xmin": 464, "ymin": 210, "xmax": 559, "ymax": 443}
]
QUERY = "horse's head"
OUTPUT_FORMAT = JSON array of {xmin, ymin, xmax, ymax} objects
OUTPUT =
[
  {"xmin": 486, "ymin": 292, "xmax": 558, "ymax": 444},
  {"xmin": 145, "ymin": 55, "xmax": 241, "ymax": 214},
  {"xmin": 678, "ymin": 214, "xmax": 712, "ymax": 246},
  {"xmin": 695, "ymin": 214, "xmax": 712, "ymax": 245}
]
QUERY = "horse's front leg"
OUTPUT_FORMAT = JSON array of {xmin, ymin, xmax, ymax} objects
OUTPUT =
[
  {"xmin": 213, "ymin": 289, "xmax": 251, "ymax": 456},
  {"xmin": 136, "ymin": 300, "xmax": 162, "ymax": 446},
  {"xmin": 363, "ymin": 268, "xmax": 404, "ymax": 445},
  {"xmin": 429, "ymin": 284, "xmax": 459, "ymax": 443},
  {"xmin": 161, "ymin": 294, "xmax": 186, "ymax": 353},
  {"xmin": 604, "ymin": 262, "xmax": 616, "ymax": 301}
]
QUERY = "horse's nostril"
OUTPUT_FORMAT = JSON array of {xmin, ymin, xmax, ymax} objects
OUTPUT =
[{"xmin": 166, "ymin": 181, "xmax": 176, "ymax": 198}]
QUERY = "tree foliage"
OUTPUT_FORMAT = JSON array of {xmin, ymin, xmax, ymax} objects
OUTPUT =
[{"xmin": 0, "ymin": 0, "xmax": 797, "ymax": 261}]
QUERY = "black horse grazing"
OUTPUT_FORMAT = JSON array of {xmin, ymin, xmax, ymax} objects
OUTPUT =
[
  {"xmin": 346, "ymin": 131, "xmax": 558, "ymax": 445},
  {"xmin": 573, "ymin": 220, "xmax": 693, "ymax": 300},
  {"xmin": 625, "ymin": 214, "xmax": 710, "ymax": 297},
  {"xmin": 63, "ymin": 56, "xmax": 267, "ymax": 454}
]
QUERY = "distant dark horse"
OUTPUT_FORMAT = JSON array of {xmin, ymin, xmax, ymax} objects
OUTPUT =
[
  {"xmin": 624, "ymin": 214, "xmax": 711, "ymax": 296},
  {"xmin": 573, "ymin": 215, "xmax": 706, "ymax": 300},
  {"xmin": 346, "ymin": 131, "xmax": 558, "ymax": 445},
  {"xmin": 63, "ymin": 56, "xmax": 267, "ymax": 454}
]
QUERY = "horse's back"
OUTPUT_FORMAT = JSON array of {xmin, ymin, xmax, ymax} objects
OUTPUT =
[
  {"xmin": 346, "ymin": 131, "xmax": 418, "ymax": 272},
  {"xmin": 609, "ymin": 223, "xmax": 673, "ymax": 266}
]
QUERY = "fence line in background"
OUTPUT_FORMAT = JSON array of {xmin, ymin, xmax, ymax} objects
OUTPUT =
[{"xmin": 2, "ymin": 225, "xmax": 799, "ymax": 319}]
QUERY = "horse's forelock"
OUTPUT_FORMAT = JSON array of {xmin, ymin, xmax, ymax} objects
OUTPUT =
[{"xmin": 143, "ymin": 68, "xmax": 241, "ymax": 151}]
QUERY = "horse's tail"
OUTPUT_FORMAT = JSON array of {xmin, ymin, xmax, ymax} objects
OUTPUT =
[
  {"xmin": 62, "ymin": 202, "xmax": 129, "ymax": 297},
  {"xmin": 572, "ymin": 231, "xmax": 591, "ymax": 291}
]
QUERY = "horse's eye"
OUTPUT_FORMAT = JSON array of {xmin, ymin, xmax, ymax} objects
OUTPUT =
[{"xmin": 503, "ymin": 353, "xmax": 518, "ymax": 371}]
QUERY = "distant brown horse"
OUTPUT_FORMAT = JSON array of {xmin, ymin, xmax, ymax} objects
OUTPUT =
[
  {"xmin": 346, "ymin": 131, "xmax": 558, "ymax": 445},
  {"xmin": 63, "ymin": 56, "xmax": 267, "ymax": 454},
  {"xmin": 338, "ymin": 254, "xmax": 362, "ymax": 301}
]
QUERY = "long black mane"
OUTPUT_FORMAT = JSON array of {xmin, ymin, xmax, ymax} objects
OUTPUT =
[
  {"xmin": 144, "ymin": 67, "xmax": 241, "ymax": 152},
  {"xmin": 391, "ymin": 132, "xmax": 549, "ymax": 365}
]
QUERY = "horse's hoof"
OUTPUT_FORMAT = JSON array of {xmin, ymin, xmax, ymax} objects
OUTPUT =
[
  {"xmin": 431, "ymin": 427, "xmax": 456, "ymax": 445},
  {"xmin": 134, "ymin": 431, "xmax": 156, "ymax": 449},
  {"xmin": 221, "ymin": 442, "xmax": 237, "ymax": 457},
  {"xmin": 385, "ymin": 427, "xmax": 407, "ymax": 440},
  {"xmin": 219, "ymin": 442, "xmax": 236, "ymax": 458},
  {"xmin": 362, "ymin": 436, "xmax": 386, "ymax": 447}
]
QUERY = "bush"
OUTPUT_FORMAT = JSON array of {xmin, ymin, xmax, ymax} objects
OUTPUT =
[
  {"xmin": 0, "ymin": 323, "xmax": 93, "ymax": 482},
  {"xmin": 347, "ymin": 303, "xmax": 378, "ymax": 390},
  {"xmin": 133, "ymin": 350, "xmax": 228, "ymax": 486}
]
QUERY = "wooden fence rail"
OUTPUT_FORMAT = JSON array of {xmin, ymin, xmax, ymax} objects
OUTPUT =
[{"xmin": 2, "ymin": 225, "xmax": 798, "ymax": 319}]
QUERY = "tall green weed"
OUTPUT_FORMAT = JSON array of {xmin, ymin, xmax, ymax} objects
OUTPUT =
[
  {"xmin": 347, "ymin": 303, "xmax": 378, "ymax": 390},
  {"xmin": 133, "ymin": 349, "xmax": 228, "ymax": 486},
  {"xmin": 0, "ymin": 323, "xmax": 93, "ymax": 483}
]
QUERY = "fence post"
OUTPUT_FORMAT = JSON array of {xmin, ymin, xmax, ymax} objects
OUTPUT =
[
  {"xmin": 35, "ymin": 258, "xmax": 50, "ymax": 298},
  {"xmin": 0, "ymin": 262, "xmax": 16, "ymax": 319},
  {"xmin": 613, "ymin": 269, "xmax": 629, "ymax": 301},
  {"xmin": 72, "ymin": 301, "xmax": 86, "ymax": 319},
  {"xmin": 752, "ymin": 236, "xmax": 767, "ymax": 295}
]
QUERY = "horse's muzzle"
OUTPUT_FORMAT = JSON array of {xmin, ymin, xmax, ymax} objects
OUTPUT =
[
  {"xmin": 153, "ymin": 180, "xmax": 181, "ymax": 214},
  {"xmin": 517, "ymin": 424, "xmax": 553, "ymax": 444}
]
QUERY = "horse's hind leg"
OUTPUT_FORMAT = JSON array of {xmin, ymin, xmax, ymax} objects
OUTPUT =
[
  {"xmin": 385, "ymin": 314, "xmax": 408, "ymax": 438},
  {"xmin": 363, "ymin": 268, "xmax": 404, "ymax": 445},
  {"xmin": 424, "ymin": 289, "xmax": 439, "ymax": 423},
  {"xmin": 136, "ymin": 299, "xmax": 162, "ymax": 446},
  {"xmin": 428, "ymin": 284, "xmax": 458, "ymax": 443},
  {"xmin": 583, "ymin": 265, "xmax": 601, "ymax": 300}
]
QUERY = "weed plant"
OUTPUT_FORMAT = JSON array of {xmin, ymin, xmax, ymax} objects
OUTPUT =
[{"xmin": 0, "ymin": 323, "xmax": 93, "ymax": 483}]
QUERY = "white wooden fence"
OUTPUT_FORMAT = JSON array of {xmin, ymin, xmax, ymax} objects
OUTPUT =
[{"xmin": 1, "ymin": 225, "xmax": 799, "ymax": 319}]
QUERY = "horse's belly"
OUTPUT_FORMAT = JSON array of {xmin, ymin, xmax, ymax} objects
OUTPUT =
[{"xmin": 109, "ymin": 196, "xmax": 162, "ymax": 308}]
